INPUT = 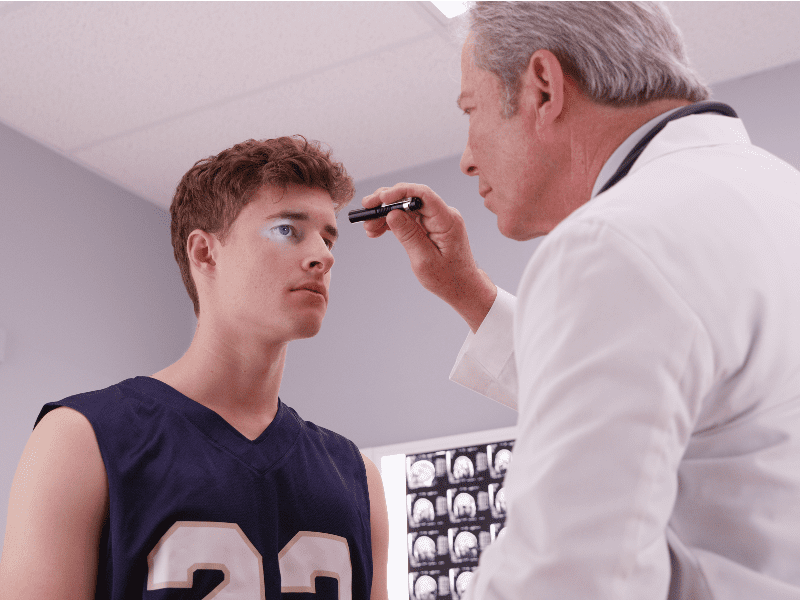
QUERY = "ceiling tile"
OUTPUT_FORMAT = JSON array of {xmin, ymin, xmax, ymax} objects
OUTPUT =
[
  {"xmin": 2, "ymin": 1, "xmax": 800, "ymax": 209},
  {"xmin": 0, "ymin": 1, "xmax": 436, "ymax": 150},
  {"xmin": 667, "ymin": 1, "xmax": 800, "ymax": 84},
  {"xmin": 73, "ymin": 32, "xmax": 467, "ymax": 210}
]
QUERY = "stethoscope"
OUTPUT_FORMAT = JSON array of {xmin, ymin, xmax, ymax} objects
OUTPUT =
[{"xmin": 597, "ymin": 101, "xmax": 738, "ymax": 195}]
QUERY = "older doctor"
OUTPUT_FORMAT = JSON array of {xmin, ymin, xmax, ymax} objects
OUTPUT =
[{"xmin": 361, "ymin": 2, "xmax": 800, "ymax": 599}]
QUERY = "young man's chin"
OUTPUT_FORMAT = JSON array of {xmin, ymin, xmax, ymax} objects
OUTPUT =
[{"xmin": 292, "ymin": 316, "xmax": 325, "ymax": 340}]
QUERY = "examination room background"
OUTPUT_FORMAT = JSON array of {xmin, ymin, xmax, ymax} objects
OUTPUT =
[{"xmin": 2, "ymin": 35, "xmax": 800, "ymax": 556}]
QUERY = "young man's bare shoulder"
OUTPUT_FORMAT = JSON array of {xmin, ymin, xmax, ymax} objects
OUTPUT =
[
  {"xmin": 34, "ymin": 406, "xmax": 104, "ymax": 456},
  {"xmin": 26, "ymin": 405, "xmax": 108, "ymax": 504},
  {"xmin": 0, "ymin": 407, "xmax": 108, "ymax": 598}
]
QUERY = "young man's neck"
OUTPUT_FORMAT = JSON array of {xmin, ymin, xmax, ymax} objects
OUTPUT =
[{"xmin": 151, "ymin": 318, "xmax": 287, "ymax": 441}]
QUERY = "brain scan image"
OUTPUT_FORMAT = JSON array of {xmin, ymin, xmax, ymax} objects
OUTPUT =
[
  {"xmin": 453, "ymin": 492, "xmax": 476, "ymax": 518},
  {"xmin": 413, "ymin": 535, "xmax": 436, "ymax": 561},
  {"xmin": 455, "ymin": 570, "xmax": 474, "ymax": 596},
  {"xmin": 410, "ymin": 459, "xmax": 436, "ymax": 487},
  {"xmin": 494, "ymin": 449, "xmax": 512, "ymax": 474},
  {"xmin": 494, "ymin": 487, "xmax": 507, "ymax": 514},
  {"xmin": 412, "ymin": 497, "xmax": 435, "ymax": 524},
  {"xmin": 406, "ymin": 442, "xmax": 514, "ymax": 589},
  {"xmin": 454, "ymin": 531, "xmax": 479, "ymax": 559},
  {"xmin": 452, "ymin": 456, "xmax": 474, "ymax": 480},
  {"xmin": 414, "ymin": 574, "xmax": 437, "ymax": 600}
]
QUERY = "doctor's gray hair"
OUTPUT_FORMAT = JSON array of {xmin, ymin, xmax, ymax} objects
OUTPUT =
[{"xmin": 461, "ymin": 1, "xmax": 710, "ymax": 117}]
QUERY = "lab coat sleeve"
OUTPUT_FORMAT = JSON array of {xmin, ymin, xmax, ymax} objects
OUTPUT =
[
  {"xmin": 464, "ymin": 220, "xmax": 712, "ymax": 599},
  {"xmin": 449, "ymin": 286, "xmax": 519, "ymax": 410}
]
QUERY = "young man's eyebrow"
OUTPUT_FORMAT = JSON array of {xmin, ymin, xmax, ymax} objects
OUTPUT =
[{"xmin": 266, "ymin": 211, "xmax": 339, "ymax": 240}]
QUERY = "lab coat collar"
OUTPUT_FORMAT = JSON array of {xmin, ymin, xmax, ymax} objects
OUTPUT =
[{"xmin": 591, "ymin": 109, "xmax": 751, "ymax": 200}]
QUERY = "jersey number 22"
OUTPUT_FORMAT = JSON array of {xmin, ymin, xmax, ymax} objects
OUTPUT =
[{"xmin": 147, "ymin": 521, "xmax": 352, "ymax": 599}]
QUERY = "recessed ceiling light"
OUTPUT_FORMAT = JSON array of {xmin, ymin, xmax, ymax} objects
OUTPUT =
[{"xmin": 431, "ymin": 1, "xmax": 469, "ymax": 19}]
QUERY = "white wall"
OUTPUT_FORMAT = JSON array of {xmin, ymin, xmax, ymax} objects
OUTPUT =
[{"xmin": 2, "ymin": 57, "xmax": 800, "ymax": 550}]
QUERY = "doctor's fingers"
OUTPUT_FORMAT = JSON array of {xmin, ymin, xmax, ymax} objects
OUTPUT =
[
  {"xmin": 360, "ymin": 186, "xmax": 394, "ymax": 238},
  {"xmin": 371, "ymin": 182, "xmax": 461, "ymax": 238}
]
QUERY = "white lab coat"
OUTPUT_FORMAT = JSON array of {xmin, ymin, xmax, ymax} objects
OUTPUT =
[{"xmin": 451, "ymin": 113, "xmax": 800, "ymax": 599}]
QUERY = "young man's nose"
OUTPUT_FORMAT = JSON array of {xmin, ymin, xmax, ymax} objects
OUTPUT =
[{"xmin": 303, "ymin": 239, "xmax": 334, "ymax": 273}]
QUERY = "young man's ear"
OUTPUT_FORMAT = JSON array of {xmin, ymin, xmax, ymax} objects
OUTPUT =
[{"xmin": 187, "ymin": 229, "xmax": 218, "ymax": 277}]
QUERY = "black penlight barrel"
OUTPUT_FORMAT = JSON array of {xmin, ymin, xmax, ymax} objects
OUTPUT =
[
  {"xmin": 348, "ymin": 197, "xmax": 423, "ymax": 223},
  {"xmin": 347, "ymin": 207, "xmax": 377, "ymax": 223}
]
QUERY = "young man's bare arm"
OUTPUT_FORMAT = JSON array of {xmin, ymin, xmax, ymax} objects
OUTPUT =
[
  {"xmin": 362, "ymin": 453, "xmax": 390, "ymax": 600},
  {"xmin": 0, "ymin": 407, "xmax": 108, "ymax": 599}
]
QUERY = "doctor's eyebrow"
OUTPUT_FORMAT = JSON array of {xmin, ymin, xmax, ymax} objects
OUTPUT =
[
  {"xmin": 456, "ymin": 92, "xmax": 471, "ymax": 111},
  {"xmin": 266, "ymin": 211, "xmax": 339, "ymax": 241}
]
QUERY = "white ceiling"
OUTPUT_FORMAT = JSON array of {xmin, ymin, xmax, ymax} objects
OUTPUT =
[{"xmin": 2, "ymin": 1, "xmax": 800, "ymax": 212}]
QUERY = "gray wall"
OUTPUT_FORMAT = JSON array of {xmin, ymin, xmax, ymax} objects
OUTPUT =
[
  {"xmin": 0, "ymin": 121, "xmax": 196, "ymax": 539},
  {"xmin": 2, "ymin": 58, "xmax": 800, "ymax": 545},
  {"xmin": 712, "ymin": 59, "xmax": 800, "ymax": 168}
]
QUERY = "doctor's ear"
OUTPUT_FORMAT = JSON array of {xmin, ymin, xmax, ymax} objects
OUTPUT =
[{"xmin": 522, "ymin": 49, "xmax": 566, "ymax": 127}]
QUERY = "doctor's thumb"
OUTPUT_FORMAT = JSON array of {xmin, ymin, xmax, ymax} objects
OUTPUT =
[{"xmin": 386, "ymin": 209, "xmax": 432, "ymax": 260}]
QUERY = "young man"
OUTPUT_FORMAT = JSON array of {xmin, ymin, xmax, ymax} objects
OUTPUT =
[{"xmin": 0, "ymin": 136, "xmax": 389, "ymax": 599}]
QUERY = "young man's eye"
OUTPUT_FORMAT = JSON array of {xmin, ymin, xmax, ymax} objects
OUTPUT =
[
  {"xmin": 262, "ymin": 222, "xmax": 301, "ymax": 244},
  {"xmin": 270, "ymin": 223, "xmax": 299, "ymax": 240}
]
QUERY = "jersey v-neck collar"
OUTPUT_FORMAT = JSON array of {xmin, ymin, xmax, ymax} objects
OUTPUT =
[{"xmin": 124, "ymin": 376, "xmax": 302, "ymax": 474}]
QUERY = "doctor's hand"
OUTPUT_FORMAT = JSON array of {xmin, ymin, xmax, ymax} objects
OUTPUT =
[{"xmin": 361, "ymin": 183, "xmax": 497, "ymax": 333}]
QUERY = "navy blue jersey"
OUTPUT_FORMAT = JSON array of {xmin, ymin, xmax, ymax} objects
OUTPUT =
[{"xmin": 35, "ymin": 376, "xmax": 372, "ymax": 600}]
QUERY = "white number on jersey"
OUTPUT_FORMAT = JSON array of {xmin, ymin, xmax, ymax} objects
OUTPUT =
[
  {"xmin": 147, "ymin": 521, "xmax": 352, "ymax": 599},
  {"xmin": 279, "ymin": 531, "xmax": 351, "ymax": 597}
]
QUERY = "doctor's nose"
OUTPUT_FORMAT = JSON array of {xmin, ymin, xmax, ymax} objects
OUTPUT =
[{"xmin": 460, "ymin": 142, "xmax": 478, "ymax": 176}]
